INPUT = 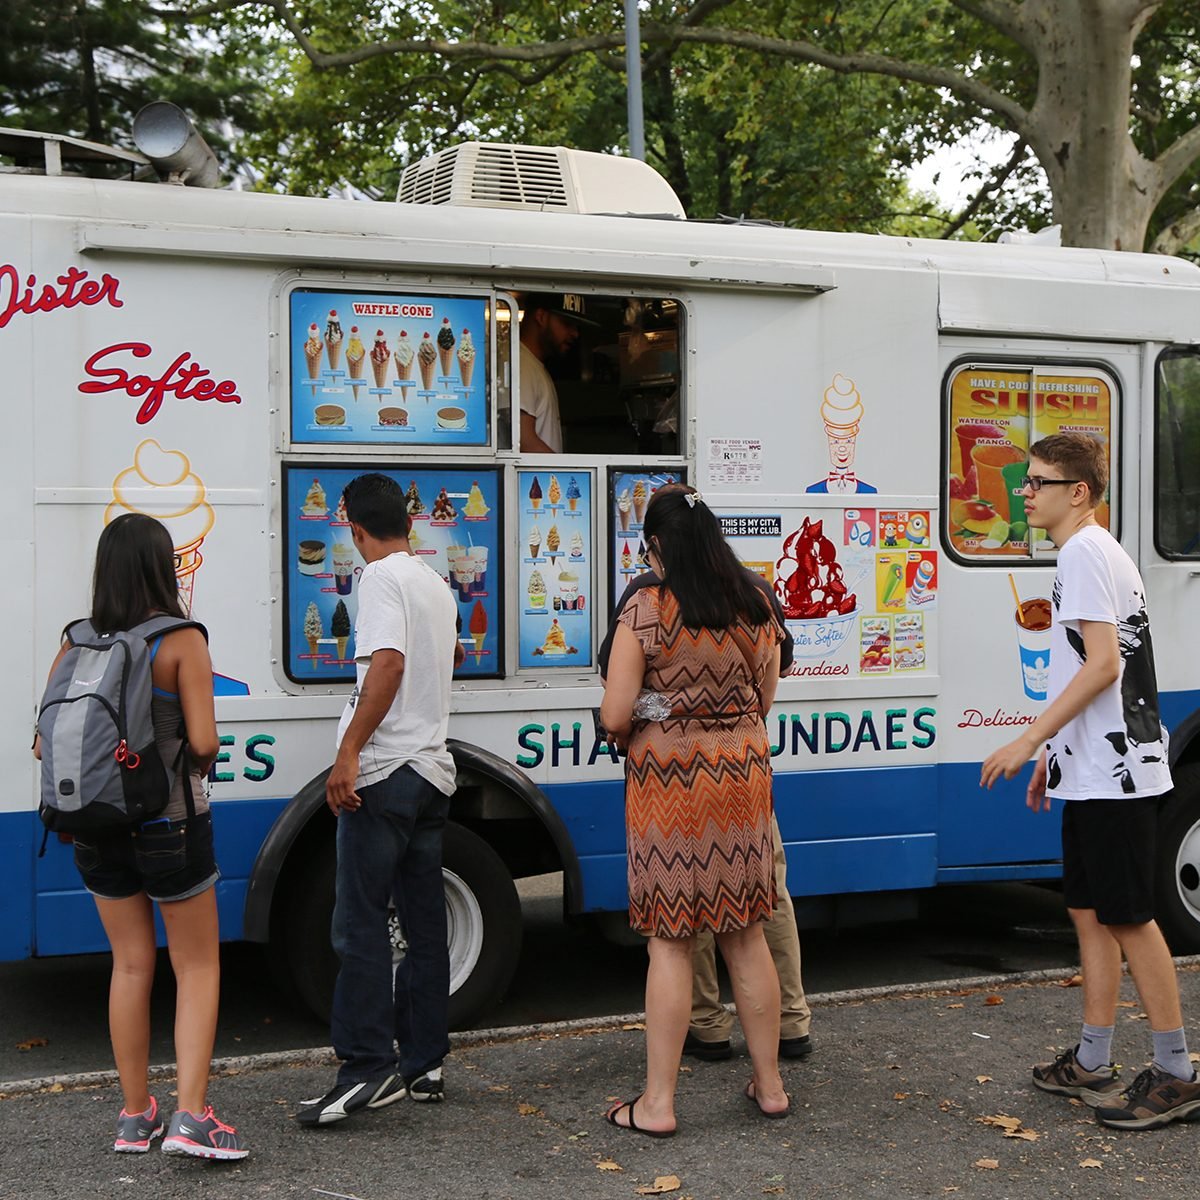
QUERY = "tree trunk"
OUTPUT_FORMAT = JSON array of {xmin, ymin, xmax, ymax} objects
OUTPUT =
[
  {"xmin": 73, "ymin": 0, "xmax": 103, "ymax": 144},
  {"xmin": 1024, "ymin": 0, "xmax": 1160, "ymax": 249}
]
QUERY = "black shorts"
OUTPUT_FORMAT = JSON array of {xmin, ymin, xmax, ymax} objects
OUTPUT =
[
  {"xmin": 72, "ymin": 811, "xmax": 219, "ymax": 904},
  {"xmin": 1061, "ymin": 797, "xmax": 1161, "ymax": 926}
]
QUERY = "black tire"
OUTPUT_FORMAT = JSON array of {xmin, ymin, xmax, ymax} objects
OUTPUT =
[
  {"xmin": 281, "ymin": 820, "xmax": 523, "ymax": 1031},
  {"xmin": 1155, "ymin": 762, "xmax": 1200, "ymax": 954}
]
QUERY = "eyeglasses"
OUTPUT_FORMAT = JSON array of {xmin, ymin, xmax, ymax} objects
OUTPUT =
[{"xmin": 1021, "ymin": 476, "xmax": 1082, "ymax": 493}]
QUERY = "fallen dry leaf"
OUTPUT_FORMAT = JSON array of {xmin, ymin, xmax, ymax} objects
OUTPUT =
[
  {"xmin": 47, "ymin": 1083, "xmax": 63, "ymax": 1093},
  {"xmin": 488, "ymin": 1085, "xmax": 510, "ymax": 1093},
  {"xmin": 517, "ymin": 1103, "xmax": 542, "ymax": 1116},
  {"xmin": 975, "ymin": 1075, "xmax": 993, "ymax": 1084},
  {"xmin": 893, "ymin": 1093, "xmax": 910, "ymax": 1101},
  {"xmin": 15, "ymin": 1037, "xmax": 49, "ymax": 1051},
  {"xmin": 1059, "ymin": 974, "xmax": 1084, "ymax": 988},
  {"xmin": 1115, "ymin": 1000, "xmax": 1137, "ymax": 1008},
  {"xmin": 1005, "ymin": 1128, "xmax": 1040, "ymax": 1141},
  {"xmin": 1189, "ymin": 1052, "xmax": 1200, "ymax": 1064},
  {"xmin": 1079, "ymin": 1159, "xmax": 1103, "ymax": 1169},
  {"xmin": 939, "ymin": 1099, "xmax": 957, "ymax": 1112},
  {"xmin": 973, "ymin": 1159, "xmax": 999, "ymax": 1170},
  {"xmin": 622, "ymin": 1022, "xmax": 647, "ymax": 1031},
  {"xmin": 983, "ymin": 995, "xmax": 1005, "ymax": 1007},
  {"xmin": 596, "ymin": 1160, "xmax": 622, "ymax": 1172},
  {"xmin": 947, "ymin": 1003, "xmax": 965, "ymax": 1010},
  {"xmin": 762, "ymin": 1189, "xmax": 785, "ymax": 1195},
  {"xmin": 1126, "ymin": 1012, "xmax": 1148, "ymax": 1021},
  {"xmin": 979, "ymin": 1115, "xmax": 1022, "ymax": 1133},
  {"xmin": 635, "ymin": 1176, "xmax": 682, "ymax": 1195}
]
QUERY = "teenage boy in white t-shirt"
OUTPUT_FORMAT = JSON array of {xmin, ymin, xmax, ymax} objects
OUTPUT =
[
  {"xmin": 299, "ymin": 473, "xmax": 463, "ymax": 1127},
  {"xmin": 982, "ymin": 432, "xmax": 1198, "ymax": 1131}
]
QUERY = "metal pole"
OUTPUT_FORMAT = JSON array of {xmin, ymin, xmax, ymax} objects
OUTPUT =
[{"xmin": 624, "ymin": 0, "xmax": 645, "ymax": 160}]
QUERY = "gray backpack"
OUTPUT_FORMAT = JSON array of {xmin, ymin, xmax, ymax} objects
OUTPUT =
[{"xmin": 37, "ymin": 616, "xmax": 206, "ymax": 833}]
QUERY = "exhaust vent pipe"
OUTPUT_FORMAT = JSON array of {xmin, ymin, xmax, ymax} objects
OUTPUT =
[{"xmin": 132, "ymin": 101, "xmax": 220, "ymax": 188}]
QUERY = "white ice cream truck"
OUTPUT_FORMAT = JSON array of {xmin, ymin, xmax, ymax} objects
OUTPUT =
[{"xmin": 4, "ymin": 115, "xmax": 1200, "ymax": 1027}]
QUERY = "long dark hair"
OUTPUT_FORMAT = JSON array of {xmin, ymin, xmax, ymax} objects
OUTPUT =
[
  {"xmin": 643, "ymin": 486, "xmax": 771, "ymax": 629},
  {"xmin": 91, "ymin": 513, "xmax": 186, "ymax": 632}
]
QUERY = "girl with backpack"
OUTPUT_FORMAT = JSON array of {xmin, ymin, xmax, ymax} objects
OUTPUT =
[{"xmin": 34, "ymin": 513, "xmax": 247, "ymax": 1160}]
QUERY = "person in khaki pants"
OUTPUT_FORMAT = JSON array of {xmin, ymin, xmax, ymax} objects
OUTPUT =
[
  {"xmin": 685, "ymin": 813, "xmax": 813, "ymax": 1061},
  {"xmin": 598, "ymin": 532, "xmax": 814, "ymax": 1065}
]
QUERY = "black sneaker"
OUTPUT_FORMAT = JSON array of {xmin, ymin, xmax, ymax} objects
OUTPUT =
[
  {"xmin": 683, "ymin": 1032, "xmax": 732, "ymax": 1062},
  {"xmin": 780, "ymin": 1034, "xmax": 814, "ymax": 1061},
  {"xmin": 1032, "ymin": 1045, "xmax": 1123, "ymax": 1106},
  {"xmin": 1094, "ymin": 1066, "xmax": 1200, "ymax": 1130},
  {"xmin": 366, "ymin": 1074, "xmax": 407, "ymax": 1109},
  {"xmin": 297, "ymin": 1076, "xmax": 400, "ymax": 1127},
  {"xmin": 407, "ymin": 1066, "xmax": 445, "ymax": 1103}
]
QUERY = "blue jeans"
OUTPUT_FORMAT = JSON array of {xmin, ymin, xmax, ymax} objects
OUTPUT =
[{"xmin": 330, "ymin": 764, "xmax": 451, "ymax": 1085}]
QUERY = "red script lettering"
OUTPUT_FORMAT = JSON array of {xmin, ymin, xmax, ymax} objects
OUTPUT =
[
  {"xmin": 0, "ymin": 264, "xmax": 123, "ymax": 329},
  {"xmin": 80, "ymin": 342, "xmax": 242, "ymax": 424}
]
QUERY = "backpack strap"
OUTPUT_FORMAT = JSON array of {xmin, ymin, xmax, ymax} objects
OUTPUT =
[{"xmin": 130, "ymin": 615, "xmax": 209, "ymax": 644}]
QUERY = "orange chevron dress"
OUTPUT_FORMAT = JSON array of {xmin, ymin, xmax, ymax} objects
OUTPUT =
[{"xmin": 618, "ymin": 586, "xmax": 780, "ymax": 938}]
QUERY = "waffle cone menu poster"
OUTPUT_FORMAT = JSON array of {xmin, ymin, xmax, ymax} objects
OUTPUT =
[
  {"xmin": 289, "ymin": 289, "xmax": 488, "ymax": 446},
  {"xmin": 284, "ymin": 466, "xmax": 501, "ymax": 681},
  {"xmin": 946, "ymin": 368, "xmax": 1112, "ymax": 558},
  {"xmin": 518, "ymin": 469, "xmax": 593, "ymax": 668}
]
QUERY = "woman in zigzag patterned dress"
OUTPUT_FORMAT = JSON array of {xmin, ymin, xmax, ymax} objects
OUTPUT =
[{"xmin": 600, "ymin": 486, "xmax": 790, "ymax": 1137}]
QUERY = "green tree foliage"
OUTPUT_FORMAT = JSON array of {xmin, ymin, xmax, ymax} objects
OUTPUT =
[{"xmin": 0, "ymin": 0, "xmax": 261, "ymax": 159}]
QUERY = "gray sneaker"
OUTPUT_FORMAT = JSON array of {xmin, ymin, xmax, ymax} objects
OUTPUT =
[
  {"xmin": 1094, "ymin": 1066, "xmax": 1200, "ymax": 1130},
  {"xmin": 1032, "ymin": 1045, "xmax": 1123, "ymax": 1106},
  {"xmin": 161, "ymin": 1106, "xmax": 248, "ymax": 1160},
  {"xmin": 113, "ymin": 1096, "xmax": 164, "ymax": 1153}
]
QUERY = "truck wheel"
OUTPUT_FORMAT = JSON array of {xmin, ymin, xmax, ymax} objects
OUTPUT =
[
  {"xmin": 283, "ymin": 820, "xmax": 523, "ymax": 1030},
  {"xmin": 1155, "ymin": 762, "xmax": 1200, "ymax": 954}
]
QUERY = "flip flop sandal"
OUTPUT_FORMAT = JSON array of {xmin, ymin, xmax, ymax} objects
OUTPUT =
[{"xmin": 605, "ymin": 1095, "xmax": 676, "ymax": 1138}]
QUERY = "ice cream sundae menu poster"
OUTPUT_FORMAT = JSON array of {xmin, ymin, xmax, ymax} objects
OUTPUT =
[
  {"xmin": 284, "ymin": 465, "xmax": 502, "ymax": 682},
  {"xmin": 608, "ymin": 468, "xmax": 685, "ymax": 613},
  {"xmin": 517, "ymin": 469, "xmax": 593, "ymax": 670},
  {"xmin": 289, "ymin": 288, "xmax": 488, "ymax": 447}
]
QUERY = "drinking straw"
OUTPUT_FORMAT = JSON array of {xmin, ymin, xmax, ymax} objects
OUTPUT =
[{"xmin": 1008, "ymin": 572, "xmax": 1022, "ymax": 613}]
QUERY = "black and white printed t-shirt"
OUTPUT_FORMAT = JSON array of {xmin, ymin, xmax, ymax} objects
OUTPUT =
[{"xmin": 1045, "ymin": 525, "xmax": 1171, "ymax": 800}]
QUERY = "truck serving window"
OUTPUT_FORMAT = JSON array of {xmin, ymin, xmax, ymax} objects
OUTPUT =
[
  {"xmin": 512, "ymin": 292, "xmax": 682, "ymax": 456},
  {"xmin": 943, "ymin": 362, "xmax": 1116, "ymax": 564},
  {"xmin": 1155, "ymin": 348, "xmax": 1200, "ymax": 559}
]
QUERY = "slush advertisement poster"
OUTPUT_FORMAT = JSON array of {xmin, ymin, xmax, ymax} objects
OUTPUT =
[
  {"xmin": 289, "ymin": 289, "xmax": 488, "ymax": 446},
  {"xmin": 946, "ymin": 368, "xmax": 1113, "ymax": 559},
  {"xmin": 517, "ymin": 469, "xmax": 594, "ymax": 669},
  {"xmin": 284, "ymin": 465, "xmax": 502, "ymax": 682}
]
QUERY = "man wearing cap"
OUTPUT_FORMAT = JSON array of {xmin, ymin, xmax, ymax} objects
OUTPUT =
[{"xmin": 516, "ymin": 293, "xmax": 592, "ymax": 453}]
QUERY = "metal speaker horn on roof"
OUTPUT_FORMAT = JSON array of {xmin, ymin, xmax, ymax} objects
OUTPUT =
[{"xmin": 131, "ymin": 101, "xmax": 220, "ymax": 188}]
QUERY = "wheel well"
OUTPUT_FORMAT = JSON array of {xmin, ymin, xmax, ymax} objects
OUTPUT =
[{"xmin": 244, "ymin": 741, "xmax": 582, "ymax": 943}]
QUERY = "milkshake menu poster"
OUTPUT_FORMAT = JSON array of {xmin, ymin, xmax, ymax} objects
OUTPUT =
[
  {"xmin": 284, "ymin": 465, "xmax": 502, "ymax": 682},
  {"xmin": 946, "ymin": 367, "xmax": 1112, "ymax": 559},
  {"xmin": 289, "ymin": 289, "xmax": 488, "ymax": 447},
  {"xmin": 517, "ymin": 469, "xmax": 593, "ymax": 669},
  {"xmin": 608, "ymin": 468, "xmax": 685, "ymax": 611}
]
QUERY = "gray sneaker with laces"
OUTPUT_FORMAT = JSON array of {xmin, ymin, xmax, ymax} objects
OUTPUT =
[
  {"xmin": 161, "ymin": 1106, "xmax": 249, "ymax": 1160},
  {"xmin": 113, "ymin": 1096, "xmax": 164, "ymax": 1152},
  {"xmin": 1032, "ymin": 1045, "xmax": 1123, "ymax": 1106}
]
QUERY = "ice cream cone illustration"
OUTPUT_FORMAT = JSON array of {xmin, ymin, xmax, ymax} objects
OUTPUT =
[
  {"xmin": 346, "ymin": 326, "xmax": 366, "ymax": 388},
  {"xmin": 394, "ymin": 331, "xmax": 415, "ymax": 381},
  {"xmin": 457, "ymin": 329, "xmax": 475, "ymax": 389},
  {"xmin": 106, "ymin": 440, "xmax": 215, "ymax": 615},
  {"xmin": 418, "ymin": 332, "xmax": 437, "ymax": 390},
  {"xmin": 370, "ymin": 330, "xmax": 390, "ymax": 389},
  {"xmin": 437, "ymin": 317, "xmax": 456, "ymax": 377},
  {"xmin": 304, "ymin": 601, "xmax": 323, "ymax": 669},
  {"xmin": 468, "ymin": 599, "xmax": 488, "ymax": 664},
  {"xmin": 332, "ymin": 599, "xmax": 351, "ymax": 662},
  {"xmin": 325, "ymin": 310, "xmax": 343, "ymax": 371},
  {"xmin": 632, "ymin": 480, "xmax": 648, "ymax": 524},
  {"xmin": 303, "ymin": 323, "xmax": 323, "ymax": 380}
]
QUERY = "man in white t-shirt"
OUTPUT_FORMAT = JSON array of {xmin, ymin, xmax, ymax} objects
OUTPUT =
[
  {"xmin": 513, "ymin": 293, "xmax": 595, "ymax": 453},
  {"xmin": 982, "ymin": 433, "xmax": 1198, "ymax": 1131},
  {"xmin": 299, "ymin": 473, "xmax": 463, "ymax": 1127}
]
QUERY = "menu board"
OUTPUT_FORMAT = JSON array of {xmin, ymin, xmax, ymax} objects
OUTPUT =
[
  {"xmin": 946, "ymin": 367, "xmax": 1112, "ymax": 558},
  {"xmin": 517, "ymin": 469, "xmax": 593, "ymax": 669},
  {"xmin": 608, "ymin": 468, "xmax": 685, "ymax": 609},
  {"xmin": 284, "ymin": 465, "xmax": 502, "ymax": 681},
  {"xmin": 289, "ymin": 288, "xmax": 488, "ymax": 446}
]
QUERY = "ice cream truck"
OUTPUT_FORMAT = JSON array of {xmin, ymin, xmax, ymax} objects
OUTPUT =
[{"xmin": 4, "ymin": 118, "xmax": 1200, "ymax": 1028}]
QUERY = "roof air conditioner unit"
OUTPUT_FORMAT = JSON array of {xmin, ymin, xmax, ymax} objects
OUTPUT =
[{"xmin": 397, "ymin": 142, "xmax": 685, "ymax": 218}]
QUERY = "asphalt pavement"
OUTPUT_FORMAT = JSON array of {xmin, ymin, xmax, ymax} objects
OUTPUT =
[{"xmin": 4, "ymin": 964, "xmax": 1199, "ymax": 1200}]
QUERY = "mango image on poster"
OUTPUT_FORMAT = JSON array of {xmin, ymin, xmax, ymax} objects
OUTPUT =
[{"xmin": 875, "ymin": 552, "xmax": 906, "ymax": 611}]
